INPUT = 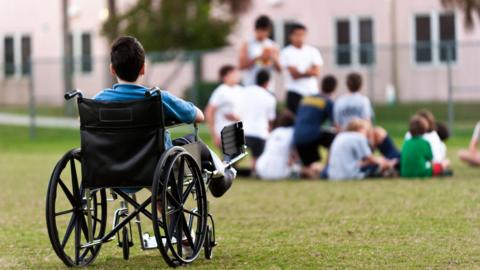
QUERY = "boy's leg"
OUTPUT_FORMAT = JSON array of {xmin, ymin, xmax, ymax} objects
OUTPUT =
[
  {"xmin": 296, "ymin": 141, "xmax": 322, "ymax": 178},
  {"xmin": 286, "ymin": 91, "xmax": 303, "ymax": 114},
  {"xmin": 245, "ymin": 136, "xmax": 266, "ymax": 175},
  {"xmin": 373, "ymin": 127, "xmax": 401, "ymax": 160},
  {"xmin": 172, "ymin": 135, "xmax": 236, "ymax": 198},
  {"xmin": 318, "ymin": 130, "xmax": 336, "ymax": 149}
]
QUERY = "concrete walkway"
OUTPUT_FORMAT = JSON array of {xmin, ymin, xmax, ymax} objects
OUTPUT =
[{"xmin": 0, "ymin": 113, "xmax": 78, "ymax": 129}]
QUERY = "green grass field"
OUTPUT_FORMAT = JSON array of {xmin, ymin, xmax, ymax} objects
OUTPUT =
[{"xmin": 1, "ymin": 103, "xmax": 480, "ymax": 269}]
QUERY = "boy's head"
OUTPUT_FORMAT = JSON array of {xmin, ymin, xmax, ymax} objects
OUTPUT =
[
  {"xmin": 346, "ymin": 118, "xmax": 371, "ymax": 136},
  {"xmin": 256, "ymin": 69, "xmax": 270, "ymax": 88},
  {"xmin": 321, "ymin": 75, "xmax": 338, "ymax": 95},
  {"xmin": 219, "ymin": 65, "xmax": 239, "ymax": 85},
  {"xmin": 409, "ymin": 115, "xmax": 429, "ymax": 137},
  {"xmin": 254, "ymin": 15, "xmax": 273, "ymax": 40},
  {"xmin": 110, "ymin": 36, "xmax": 145, "ymax": 82},
  {"xmin": 346, "ymin": 73, "xmax": 362, "ymax": 93},
  {"xmin": 436, "ymin": 121, "xmax": 450, "ymax": 141},
  {"xmin": 289, "ymin": 23, "xmax": 307, "ymax": 47},
  {"xmin": 274, "ymin": 110, "xmax": 295, "ymax": 129},
  {"xmin": 416, "ymin": 109, "xmax": 436, "ymax": 132}
]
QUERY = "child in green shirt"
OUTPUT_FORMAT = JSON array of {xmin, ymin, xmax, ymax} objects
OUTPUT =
[{"xmin": 401, "ymin": 115, "xmax": 449, "ymax": 178}]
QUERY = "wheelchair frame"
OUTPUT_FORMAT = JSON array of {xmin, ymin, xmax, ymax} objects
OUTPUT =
[{"xmin": 45, "ymin": 88, "xmax": 246, "ymax": 268}]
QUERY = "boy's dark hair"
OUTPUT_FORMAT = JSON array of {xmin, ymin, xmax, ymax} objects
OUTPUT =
[
  {"xmin": 274, "ymin": 110, "xmax": 295, "ymax": 128},
  {"xmin": 219, "ymin": 65, "xmax": 235, "ymax": 81},
  {"xmin": 436, "ymin": 121, "xmax": 450, "ymax": 141},
  {"xmin": 256, "ymin": 69, "xmax": 270, "ymax": 86},
  {"xmin": 346, "ymin": 73, "xmax": 362, "ymax": 92},
  {"xmin": 110, "ymin": 36, "xmax": 145, "ymax": 82},
  {"xmin": 321, "ymin": 75, "xmax": 338, "ymax": 94},
  {"xmin": 255, "ymin": 15, "xmax": 273, "ymax": 30},
  {"xmin": 409, "ymin": 115, "xmax": 429, "ymax": 137},
  {"xmin": 417, "ymin": 109, "xmax": 436, "ymax": 132},
  {"xmin": 289, "ymin": 23, "xmax": 307, "ymax": 36}
]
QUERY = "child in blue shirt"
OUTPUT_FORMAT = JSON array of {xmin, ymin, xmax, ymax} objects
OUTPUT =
[{"xmin": 94, "ymin": 36, "xmax": 235, "ymax": 197}]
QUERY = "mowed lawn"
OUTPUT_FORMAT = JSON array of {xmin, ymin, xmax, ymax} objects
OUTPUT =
[{"xmin": 1, "ymin": 103, "xmax": 480, "ymax": 269}]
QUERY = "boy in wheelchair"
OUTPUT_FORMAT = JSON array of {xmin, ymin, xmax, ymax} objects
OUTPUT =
[{"xmin": 95, "ymin": 36, "xmax": 237, "ymax": 197}]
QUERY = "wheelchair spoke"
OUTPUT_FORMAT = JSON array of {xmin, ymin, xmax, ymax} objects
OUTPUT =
[
  {"xmin": 166, "ymin": 206, "xmax": 182, "ymax": 216},
  {"xmin": 61, "ymin": 213, "xmax": 77, "ymax": 249},
  {"xmin": 167, "ymin": 211, "xmax": 181, "ymax": 241},
  {"xmin": 183, "ymin": 209, "xmax": 201, "ymax": 218},
  {"xmin": 166, "ymin": 190, "xmax": 181, "ymax": 207},
  {"xmin": 74, "ymin": 212, "xmax": 81, "ymax": 264},
  {"xmin": 169, "ymin": 171, "xmax": 181, "ymax": 202},
  {"xmin": 79, "ymin": 213, "xmax": 91, "ymax": 241},
  {"xmin": 182, "ymin": 178, "xmax": 196, "ymax": 204},
  {"xmin": 55, "ymin": 209, "xmax": 74, "ymax": 216},
  {"xmin": 58, "ymin": 179, "xmax": 75, "ymax": 207},
  {"xmin": 177, "ymin": 157, "xmax": 185, "ymax": 198},
  {"xmin": 181, "ymin": 214, "xmax": 195, "ymax": 249},
  {"xmin": 70, "ymin": 158, "xmax": 80, "ymax": 200},
  {"xmin": 176, "ymin": 212, "xmax": 183, "ymax": 257}
]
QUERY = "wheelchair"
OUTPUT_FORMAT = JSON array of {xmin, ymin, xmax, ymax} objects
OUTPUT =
[{"xmin": 45, "ymin": 87, "xmax": 247, "ymax": 267}]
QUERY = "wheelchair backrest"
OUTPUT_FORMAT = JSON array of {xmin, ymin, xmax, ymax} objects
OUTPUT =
[{"xmin": 77, "ymin": 95, "xmax": 166, "ymax": 188}]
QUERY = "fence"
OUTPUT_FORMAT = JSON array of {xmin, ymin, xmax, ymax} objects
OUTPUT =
[{"xmin": 1, "ymin": 42, "xmax": 479, "ymax": 137}]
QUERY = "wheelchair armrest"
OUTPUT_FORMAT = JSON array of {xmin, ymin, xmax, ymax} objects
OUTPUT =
[
  {"xmin": 144, "ymin": 86, "xmax": 161, "ymax": 97},
  {"xmin": 64, "ymin": 89, "xmax": 83, "ymax": 100}
]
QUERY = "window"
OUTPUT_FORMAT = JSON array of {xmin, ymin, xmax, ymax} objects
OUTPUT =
[
  {"xmin": 439, "ymin": 13, "xmax": 456, "ymax": 62},
  {"xmin": 81, "ymin": 33, "xmax": 92, "ymax": 72},
  {"xmin": 69, "ymin": 32, "xmax": 93, "ymax": 74},
  {"xmin": 4, "ymin": 36, "xmax": 15, "ymax": 76},
  {"xmin": 21, "ymin": 35, "xmax": 31, "ymax": 75},
  {"xmin": 335, "ymin": 17, "xmax": 375, "ymax": 66},
  {"xmin": 415, "ymin": 15, "xmax": 432, "ymax": 63},
  {"xmin": 414, "ymin": 13, "xmax": 456, "ymax": 64},
  {"xmin": 336, "ymin": 19, "xmax": 351, "ymax": 65},
  {"xmin": 359, "ymin": 18, "xmax": 374, "ymax": 65}
]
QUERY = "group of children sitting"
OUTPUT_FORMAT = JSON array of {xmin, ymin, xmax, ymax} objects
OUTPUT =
[{"xmin": 206, "ymin": 64, "xmax": 454, "ymax": 181}]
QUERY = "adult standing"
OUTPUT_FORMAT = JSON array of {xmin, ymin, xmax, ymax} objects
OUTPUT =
[
  {"xmin": 280, "ymin": 23, "xmax": 324, "ymax": 114},
  {"xmin": 239, "ymin": 15, "xmax": 281, "ymax": 89}
]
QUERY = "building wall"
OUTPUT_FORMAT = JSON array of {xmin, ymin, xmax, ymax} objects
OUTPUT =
[{"xmin": 1, "ymin": 0, "xmax": 480, "ymax": 106}]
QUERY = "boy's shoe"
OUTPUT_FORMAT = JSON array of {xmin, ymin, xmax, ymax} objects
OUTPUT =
[{"xmin": 209, "ymin": 167, "xmax": 236, "ymax": 198}]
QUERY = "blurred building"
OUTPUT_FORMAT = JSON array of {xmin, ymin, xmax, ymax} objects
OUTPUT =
[{"xmin": 1, "ymin": 0, "xmax": 480, "ymax": 105}]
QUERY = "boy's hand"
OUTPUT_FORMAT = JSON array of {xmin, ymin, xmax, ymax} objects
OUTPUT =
[
  {"xmin": 225, "ymin": 113, "xmax": 240, "ymax": 122},
  {"xmin": 214, "ymin": 134, "xmax": 222, "ymax": 149}
]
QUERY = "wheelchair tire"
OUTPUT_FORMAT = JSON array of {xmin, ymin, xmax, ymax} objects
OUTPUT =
[
  {"xmin": 46, "ymin": 149, "xmax": 107, "ymax": 267},
  {"xmin": 152, "ymin": 147, "xmax": 209, "ymax": 267},
  {"xmin": 122, "ymin": 227, "xmax": 130, "ymax": 260},
  {"xmin": 204, "ymin": 226, "xmax": 213, "ymax": 260}
]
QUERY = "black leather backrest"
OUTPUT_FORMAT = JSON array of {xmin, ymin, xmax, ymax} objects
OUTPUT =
[{"xmin": 77, "ymin": 95, "xmax": 166, "ymax": 188}]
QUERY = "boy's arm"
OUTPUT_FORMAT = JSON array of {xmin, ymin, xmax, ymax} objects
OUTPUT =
[
  {"xmin": 239, "ymin": 42, "xmax": 258, "ymax": 70},
  {"xmin": 205, "ymin": 104, "xmax": 221, "ymax": 147}
]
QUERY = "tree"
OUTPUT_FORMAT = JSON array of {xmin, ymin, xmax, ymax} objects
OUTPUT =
[
  {"xmin": 441, "ymin": 0, "xmax": 480, "ymax": 29},
  {"xmin": 102, "ymin": 0, "xmax": 252, "ymax": 51}
]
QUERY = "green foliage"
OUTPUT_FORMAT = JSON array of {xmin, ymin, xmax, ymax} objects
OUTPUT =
[
  {"xmin": 185, "ymin": 81, "xmax": 219, "ymax": 110},
  {"xmin": 102, "ymin": 0, "xmax": 238, "ymax": 51}
]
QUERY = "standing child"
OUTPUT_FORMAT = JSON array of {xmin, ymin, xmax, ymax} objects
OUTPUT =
[
  {"xmin": 205, "ymin": 65, "xmax": 243, "ymax": 148},
  {"xmin": 401, "ymin": 115, "xmax": 450, "ymax": 178},
  {"xmin": 280, "ymin": 23, "xmax": 324, "ymax": 114},
  {"xmin": 237, "ymin": 69, "xmax": 277, "ymax": 174},
  {"xmin": 238, "ymin": 15, "xmax": 280, "ymax": 89}
]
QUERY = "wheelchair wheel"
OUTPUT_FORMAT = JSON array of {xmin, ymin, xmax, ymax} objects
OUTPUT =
[
  {"xmin": 46, "ymin": 149, "xmax": 107, "ymax": 267},
  {"xmin": 122, "ymin": 227, "xmax": 130, "ymax": 260},
  {"xmin": 204, "ymin": 225, "xmax": 213, "ymax": 260},
  {"xmin": 152, "ymin": 147, "xmax": 208, "ymax": 267}
]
